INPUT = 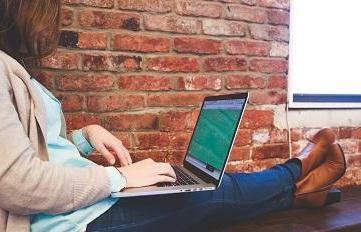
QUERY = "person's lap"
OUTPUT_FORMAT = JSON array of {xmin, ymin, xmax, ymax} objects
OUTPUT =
[{"xmin": 87, "ymin": 164, "xmax": 298, "ymax": 232}]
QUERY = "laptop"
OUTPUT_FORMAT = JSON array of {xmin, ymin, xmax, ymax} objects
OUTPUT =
[{"xmin": 111, "ymin": 92, "xmax": 249, "ymax": 198}]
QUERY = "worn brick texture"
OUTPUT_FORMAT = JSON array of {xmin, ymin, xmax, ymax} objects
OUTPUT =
[{"xmin": 37, "ymin": 0, "xmax": 360, "ymax": 187}]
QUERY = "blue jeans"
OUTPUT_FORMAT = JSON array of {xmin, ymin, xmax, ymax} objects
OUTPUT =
[{"xmin": 87, "ymin": 162, "xmax": 300, "ymax": 232}]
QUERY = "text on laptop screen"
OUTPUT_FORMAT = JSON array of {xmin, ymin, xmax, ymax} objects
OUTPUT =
[{"xmin": 185, "ymin": 98, "xmax": 245, "ymax": 180}]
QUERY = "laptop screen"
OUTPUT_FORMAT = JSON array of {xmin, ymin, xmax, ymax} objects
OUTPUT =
[{"xmin": 185, "ymin": 95, "xmax": 247, "ymax": 182}]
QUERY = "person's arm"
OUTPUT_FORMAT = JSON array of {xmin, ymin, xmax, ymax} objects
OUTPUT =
[
  {"xmin": 68, "ymin": 129, "xmax": 95, "ymax": 156},
  {"xmin": 0, "ymin": 71, "xmax": 110, "ymax": 215},
  {"xmin": 68, "ymin": 125, "xmax": 132, "ymax": 167},
  {"xmin": 0, "ymin": 61, "xmax": 177, "ymax": 216}
]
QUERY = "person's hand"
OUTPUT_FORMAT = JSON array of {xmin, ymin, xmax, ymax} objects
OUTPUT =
[
  {"xmin": 82, "ymin": 125, "xmax": 132, "ymax": 166},
  {"xmin": 118, "ymin": 158, "xmax": 176, "ymax": 188}
]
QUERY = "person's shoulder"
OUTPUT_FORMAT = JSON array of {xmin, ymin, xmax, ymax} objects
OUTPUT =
[
  {"xmin": 0, "ymin": 50, "xmax": 15, "ymax": 92},
  {"xmin": 0, "ymin": 50, "xmax": 21, "ymax": 72},
  {"xmin": 0, "ymin": 50, "xmax": 16, "ymax": 76},
  {"xmin": 0, "ymin": 50, "xmax": 32, "ymax": 89}
]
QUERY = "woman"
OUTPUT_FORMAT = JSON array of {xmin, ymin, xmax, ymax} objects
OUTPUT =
[{"xmin": 0, "ymin": 0, "xmax": 346, "ymax": 231}]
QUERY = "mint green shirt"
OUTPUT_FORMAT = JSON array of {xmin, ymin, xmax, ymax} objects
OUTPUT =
[{"xmin": 30, "ymin": 79, "xmax": 120, "ymax": 232}]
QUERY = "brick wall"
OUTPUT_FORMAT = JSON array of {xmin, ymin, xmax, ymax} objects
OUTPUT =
[{"xmin": 39, "ymin": 0, "xmax": 360, "ymax": 186}]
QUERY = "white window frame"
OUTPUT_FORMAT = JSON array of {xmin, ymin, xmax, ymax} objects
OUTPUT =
[{"xmin": 288, "ymin": 0, "xmax": 361, "ymax": 109}]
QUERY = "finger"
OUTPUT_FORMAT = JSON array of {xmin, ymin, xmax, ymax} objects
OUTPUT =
[
  {"xmin": 109, "ymin": 137, "xmax": 132, "ymax": 165},
  {"xmin": 108, "ymin": 142, "xmax": 129, "ymax": 166},
  {"xmin": 155, "ymin": 175, "xmax": 176, "ymax": 183},
  {"xmin": 117, "ymin": 143, "xmax": 132, "ymax": 165},
  {"xmin": 98, "ymin": 144, "xmax": 116, "ymax": 165},
  {"xmin": 156, "ymin": 163, "xmax": 176, "ymax": 179},
  {"xmin": 122, "ymin": 146, "xmax": 133, "ymax": 164}
]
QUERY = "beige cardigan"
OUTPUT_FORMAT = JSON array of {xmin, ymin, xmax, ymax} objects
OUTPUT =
[{"xmin": 0, "ymin": 50, "xmax": 111, "ymax": 232}]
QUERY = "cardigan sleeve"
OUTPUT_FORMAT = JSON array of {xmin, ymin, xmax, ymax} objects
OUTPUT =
[{"xmin": 0, "ymin": 68, "xmax": 111, "ymax": 215}]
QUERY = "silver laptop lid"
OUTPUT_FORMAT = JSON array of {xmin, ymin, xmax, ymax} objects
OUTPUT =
[{"xmin": 183, "ymin": 93, "xmax": 249, "ymax": 188}]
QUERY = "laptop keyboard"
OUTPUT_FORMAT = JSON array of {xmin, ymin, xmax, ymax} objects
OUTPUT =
[{"xmin": 157, "ymin": 166, "xmax": 199, "ymax": 187}]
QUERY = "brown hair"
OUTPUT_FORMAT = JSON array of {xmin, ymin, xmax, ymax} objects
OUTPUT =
[{"xmin": 0, "ymin": 0, "xmax": 61, "ymax": 66}]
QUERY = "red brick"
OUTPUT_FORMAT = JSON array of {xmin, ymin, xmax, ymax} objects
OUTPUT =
[
  {"xmin": 203, "ymin": 57, "xmax": 247, "ymax": 72},
  {"xmin": 250, "ymin": 58, "xmax": 288, "ymax": 73},
  {"xmin": 270, "ymin": 42, "xmax": 288, "ymax": 57},
  {"xmin": 61, "ymin": 8, "xmax": 74, "ymax": 26},
  {"xmin": 338, "ymin": 140, "xmax": 359, "ymax": 154},
  {"xmin": 226, "ymin": 158, "xmax": 283, "ymax": 173},
  {"xmin": 352, "ymin": 128, "xmax": 361, "ymax": 139},
  {"xmin": 145, "ymin": 56, "xmax": 199, "ymax": 72},
  {"xmin": 225, "ymin": 75, "xmax": 267, "ymax": 89},
  {"xmin": 170, "ymin": 132, "xmax": 192, "ymax": 150},
  {"xmin": 234, "ymin": 129, "xmax": 252, "ymax": 146},
  {"xmin": 113, "ymin": 34, "xmax": 170, "ymax": 53},
  {"xmin": 63, "ymin": 0, "xmax": 114, "ymax": 8},
  {"xmin": 118, "ymin": 0, "xmax": 172, "ymax": 12},
  {"xmin": 291, "ymin": 129, "xmax": 303, "ymax": 141},
  {"xmin": 79, "ymin": 10, "xmax": 140, "ymax": 30},
  {"xmin": 252, "ymin": 143, "xmax": 289, "ymax": 160},
  {"xmin": 267, "ymin": 9, "xmax": 289, "ymax": 25},
  {"xmin": 347, "ymin": 155, "xmax": 361, "ymax": 167},
  {"xmin": 202, "ymin": 19, "xmax": 247, "ymax": 36},
  {"xmin": 86, "ymin": 94, "xmax": 145, "ymax": 112},
  {"xmin": 270, "ymin": 129, "xmax": 288, "ymax": 143},
  {"xmin": 87, "ymin": 154, "xmax": 108, "ymax": 166},
  {"xmin": 82, "ymin": 54, "xmax": 110, "ymax": 71},
  {"xmin": 176, "ymin": 75, "xmax": 222, "ymax": 90},
  {"xmin": 240, "ymin": 0, "xmax": 256, "ymax": 5},
  {"xmin": 59, "ymin": 31, "xmax": 78, "ymax": 48},
  {"xmin": 249, "ymin": 90, "xmax": 287, "ymax": 105},
  {"xmin": 175, "ymin": 0, "xmax": 223, "ymax": 18},
  {"xmin": 250, "ymin": 24, "xmax": 289, "ymax": 41},
  {"xmin": 240, "ymin": 110, "xmax": 274, "ymax": 129},
  {"xmin": 131, "ymin": 150, "xmax": 168, "ymax": 163},
  {"xmin": 41, "ymin": 51, "xmax": 80, "ymax": 70},
  {"xmin": 258, "ymin": 0, "xmax": 289, "ymax": 9},
  {"xmin": 252, "ymin": 129, "xmax": 270, "ymax": 144},
  {"xmin": 337, "ymin": 127, "xmax": 353, "ymax": 139},
  {"xmin": 165, "ymin": 150, "xmax": 187, "ymax": 164},
  {"xmin": 36, "ymin": 71, "xmax": 55, "ymax": 90},
  {"xmin": 103, "ymin": 114, "xmax": 159, "ymax": 131},
  {"xmin": 112, "ymin": 55, "xmax": 142, "ymax": 72},
  {"xmin": 78, "ymin": 32, "xmax": 107, "ymax": 49},
  {"xmin": 112, "ymin": 132, "xmax": 132, "ymax": 149},
  {"xmin": 268, "ymin": 75, "xmax": 287, "ymax": 88},
  {"xmin": 216, "ymin": 0, "xmax": 238, "ymax": 3},
  {"xmin": 57, "ymin": 74, "xmax": 114, "ymax": 91},
  {"xmin": 230, "ymin": 146, "xmax": 251, "ymax": 161},
  {"xmin": 225, "ymin": 40, "xmax": 269, "ymax": 56},
  {"xmin": 56, "ymin": 94, "xmax": 84, "ymax": 112},
  {"xmin": 144, "ymin": 15, "xmax": 201, "ymax": 34},
  {"xmin": 64, "ymin": 113, "xmax": 101, "ymax": 131},
  {"xmin": 292, "ymin": 142, "xmax": 304, "ymax": 157},
  {"xmin": 226, "ymin": 5, "xmax": 267, "ymax": 23},
  {"xmin": 82, "ymin": 54, "xmax": 142, "ymax": 72},
  {"xmin": 174, "ymin": 37, "xmax": 221, "ymax": 54},
  {"xmin": 147, "ymin": 92, "xmax": 205, "ymax": 107},
  {"xmin": 160, "ymin": 111, "xmax": 194, "ymax": 132},
  {"xmin": 118, "ymin": 75, "xmax": 172, "ymax": 91},
  {"xmin": 217, "ymin": 0, "xmax": 256, "ymax": 5},
  {"xmin": 134, "ymin": 132, "xmax": 170, "ymax": 150}
]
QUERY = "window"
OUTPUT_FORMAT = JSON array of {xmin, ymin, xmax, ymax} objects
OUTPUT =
[{"xmin": 288, "ymin": 0, "xmax": 361, "ymax": 108}]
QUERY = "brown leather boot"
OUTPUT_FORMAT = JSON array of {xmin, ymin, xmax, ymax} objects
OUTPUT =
[
  {"xmin": 291, "ymin": 128, "xmax": 336, "ymax": 180},
  {"xmin": 293, "ymin": 143, "xmax": 346, "ymax": 208}
]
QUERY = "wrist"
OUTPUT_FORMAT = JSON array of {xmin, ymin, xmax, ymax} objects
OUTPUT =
[{"xmin": 72, "ymin": 129, "xmax": 95, "ymax": 156}]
